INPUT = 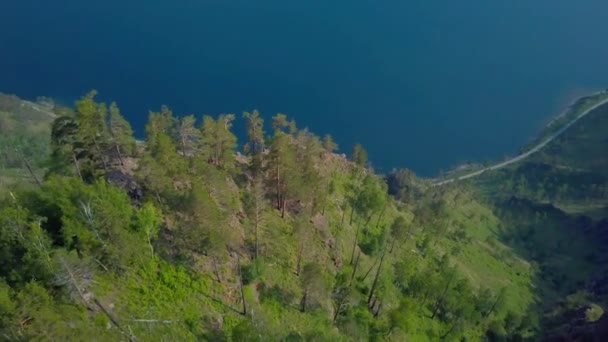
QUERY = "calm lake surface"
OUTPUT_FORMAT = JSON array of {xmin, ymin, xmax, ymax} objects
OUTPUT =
[{"xmin": 1, "ymin": 0, "xmax": 607, "ymax": 176}]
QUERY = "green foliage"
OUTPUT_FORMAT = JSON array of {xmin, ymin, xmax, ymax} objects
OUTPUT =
[
  {"xmin": 300, "ymin": 263, "xmax": 331, "ymax": 312},
  {"xmin": 231, "ymin": 319, "xmax": 263, "ymax": 341},
  {"xmin": 322, "ymin": 134, "xmax": 338, "ymax": 153},
  {"xmin": 242, "ymin": 258, "xmax": 266, "ymax": 285},
  {"xmin": 0, "ymin": 203, "xmax": 53, "ymax": 285},
  {"xmin": 19, "ymin": 176, "xmax": 151, "ymax": 271},
  {"xmin": 7, "ymin": 90, "xmax": 600, "ymax": 340},
  {"xmin": 350, "ymin": 143, "xmax": 368, "ymax": 167},
  {"xmin": 200, "ymin": 114, "xmax": 238, "ymax": 171},
  {"xmin": 108, "ymin": 101, "xmax": 136, "ymax": 158},
  {"xmin": 352, "ymin": 175, "xmax": 387, "ymax": 223},
  {"xmin": 135, "ymin": 202, "xmax": 161, "ymax": 256},
  {"xmin": 243, "ymin": 110, "xmax": 265, "ymax": 174},
  {"xmin": 0, "ymin": 95, "xmax": 53, "ymax": 183},
  {"xmin": 385, "ymin": 168, "xmax": 426, "ymax": 204},
  {"xmin": 586, "ymin": 304, "xmax": 604, "ymax": 322}
]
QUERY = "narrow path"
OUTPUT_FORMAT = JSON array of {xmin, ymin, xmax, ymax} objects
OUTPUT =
[{"xmin": 433, "ymin": 96, "xmax": 608, "ymax": 186}]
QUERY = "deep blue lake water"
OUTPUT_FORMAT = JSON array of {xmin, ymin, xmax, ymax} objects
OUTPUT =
[{"xmin": 1, "ymin": 0, "xmax": 607, "ymax": 176}]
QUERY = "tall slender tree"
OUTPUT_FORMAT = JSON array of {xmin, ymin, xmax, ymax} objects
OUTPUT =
[
  {"xmin": 267, "ymin": 114, "xmax": 297, "ymax": 217},
  {"xmin": 74, "ymin": 91, "xmax": 110, "ymax": 172},
  {"xmin": 107, "ymin": 102, "xmax": 135, "ymax": 167},
  {"xmin": 49, "ymin": 115, "xmax": 80, "ymax": 179},
  {"xmin": 174, "ymin": 115, "xmax": 200, "ymax": 157},
  {"xmin": 243, "ymin": 110, "xmax": 265, "ymax": 175},
  {"xmin": 200, "ymin": 114, "xmax": 237, "ymax": 169},
  {"xmin": 351, "ymin": 143, "xmax": 368, "ymax": 168},
  {"xmin": 322, "ymin": 134, "xmax": 338, "ymax": 154}
]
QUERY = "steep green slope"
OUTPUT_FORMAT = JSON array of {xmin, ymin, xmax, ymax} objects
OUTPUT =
[
  {"xmin": 0, "ymin": 91, "xmax": 534, "ymax": 341},
  {"xmin": 476, "ymin": 99, "xmax": 608, "ymax": 209},
  {"xmin": 0, "ymin": 93, "xmax": 57, "ymax": 192},
  {"xmin": 465, "ymin": 98, "xmax": 608, "ymax": 338},
  {"xmin": 5, "ymin": 88, "xmax": 606, "ymax": 340}
]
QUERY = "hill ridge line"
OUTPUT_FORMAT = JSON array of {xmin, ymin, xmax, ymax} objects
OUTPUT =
[{"xmin": 433, "ymin": 94, "xmax": 608, "ymax": 186}]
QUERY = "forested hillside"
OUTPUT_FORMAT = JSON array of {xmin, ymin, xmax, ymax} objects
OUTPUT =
[
  {"xmin": 0, "ymin": 94, "xmax": 56, "ymax": 191},
  {"xmin": 0, "ymin": 90, "xmax": 605, "ymax": 340},
  {"xmin": 465, "ymin": 100, "xmax": 608, "ymax": 340}
]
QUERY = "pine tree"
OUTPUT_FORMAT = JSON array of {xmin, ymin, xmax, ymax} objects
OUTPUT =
[
  {"xmin": 243, "ymin": 110, "xmax": 265, "ymax": 175},
  {"xmin": 139, "ymin": 107, "xmax": 185, "ymax": 204},
  {"xmin": 389, "ymin": 216, "xmax": 411, "ymax": 253},
  {"xmin": 107, "ymin": 102, "xmax": 135, "ymax": 167},
  {"xmin": 267, "ymin": 114, "xmax": 297, "ymax": 217},
  {"xmin": 300, "ymin": 263, "xmax": 329, "ymax": 312},
  {"xmin": 200, "ymin": 114, "xmax": 237, "ymax": 170},
  {"xmin": 74, "ymin": 90, "xmax": 110, "ymax": 173},
  {"xmin": 243, "ymin": 178, "xmax": 265, "ymax": 259},
  {"xmin": 145, "ymin": 106, "xmax": 174, "ymax": 148},
  {"xmin": 50, "ymin": 115, "xmax": 83, "ymax": 180},
  {"xmin": 351, "ymin": 143, "xmax": 368, "ymax": 168},
  {"xmin": 300, "ymin": 133, "xmax": 324, "ymax": 216},
  {"xmin": 50, "ymin": 91, "xmax": 113, "ymax": 180},
  {"xmin": 215, "ymin": 114, "xmax": 237, "ymax": 170},
  {"xmin": 174, "ymin": 115, "xmax": 200, "ymax": 157},
  {"xmin": 322, "ymin": 134, "xmax": 338, "ymax": 154}
]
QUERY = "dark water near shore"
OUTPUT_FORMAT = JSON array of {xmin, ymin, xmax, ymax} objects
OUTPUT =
[{"xmin": 1, "ymin": 0, "xmax": 607, "ymax": 176}]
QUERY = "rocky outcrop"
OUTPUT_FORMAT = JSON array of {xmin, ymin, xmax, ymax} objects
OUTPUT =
[{"xmin": 104, "ymin": 170, "xmax": 142, "ymax": 204}]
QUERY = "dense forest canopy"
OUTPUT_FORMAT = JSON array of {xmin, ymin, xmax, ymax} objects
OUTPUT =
[{"xmin": 0, "ymin": 91, "xmax": 607, "ymax": 340}]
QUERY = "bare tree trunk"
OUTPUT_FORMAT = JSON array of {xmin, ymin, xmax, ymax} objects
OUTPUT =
[
  {"xmin": 281, "ymin": 197, "xmax": 286, "ymax": 218},
  {"xmin": 296, "ymin": 241, "xmax": 304, "ymax": 276},
  {"xmin": 276, "ymin": 164, "xmax": 281, "ymax": 210},
  {"xmin": 374, "ymin": 302, "xmax": 382, "ymax": 318},
  {"xmin": 300, "ymin": 290, "xmax": 308, "ymax": 312},
  {"xmin": 333, "ymin": 289, "xmax": 349, "ymax": 323},
  {"xmin": 431, "ymin": 272, "xmax": 455, "ymax": 319},
  {"xmin": 367, "ymin": 250, "xmax": 386, "ymax": 306},
  {"xmin": 254, "ymin": 211, "xmax": 259, "ymax": 259},
  {"xmin": 146, "ymin": 233, "xmax": 154, "ymax": 257},
  {"xmin": 441, "ymin": 319, "xmax": 461, "ymax": 339},
  {"xmin": 17, "ymin": 150, "xmax": 41, "ymax": 187},
  {"xmin": 350, "ymin": 250, "xmax": 361, "ymax": 285},
  {"xmin": 213, "ymin": 256, "xmax": 222, "ymax": 283},
  {"xmin": 180, "ymin": 137, "xmax": 187, "ymax": 158},
  {"xmin": 115, "ymin": 144, "xmax": 125, "ymax": 167},
  {"xmin": 93, "ymin": 137, "xmax": 108, "ymax": 171},
  {"xmin": 236, "ymin": 255, "xmax": 247, "ymax": 315},
  {"xmin": 364, "ymin": 213, "xmax": 374, "ymax": 227},
  {"xmin": 72, "ymin": 152, "xmax": 83, "ymax": 181},
  {"xmin": 322, "ymin": 179, "xmax": 330, "ymax": 215},
  {"xmin": 58, "ymin": 257, "xmax": 90, "ymax": 307},
  {"xmin": 389, "ymin": 239, "xmax": 396, "ymax": 254},
  {"xmin": 154, "ymin": 191, "xmax": 163, "ymax": 205},
  {"xmin": 361, "ymin": 256, "xmax": 380, "ymax": 283},
  {"xmin": 350, "ymin": 224, "xmax": 361, "ymax": 265},
  {"xmin": 484, "ymin": 291, "xmax": 504, "ymax": 319},
  {"xmin": 349, "ymin": 206, "xmax": 355, "ymax": 225},
  {"xmin": 93, "ymin": 298, "xmax": 138, "ymax": 342},
  {"xmin": 375, "ymin": 204, "xmax": 387, "ymax": 229},
  {"xmin": 215, "ymin": 141, "xmax": 222, "ymax": 167},
  {"xmin": 333, "ymin": 301, "xmax": 343, "ymax": 323}
]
